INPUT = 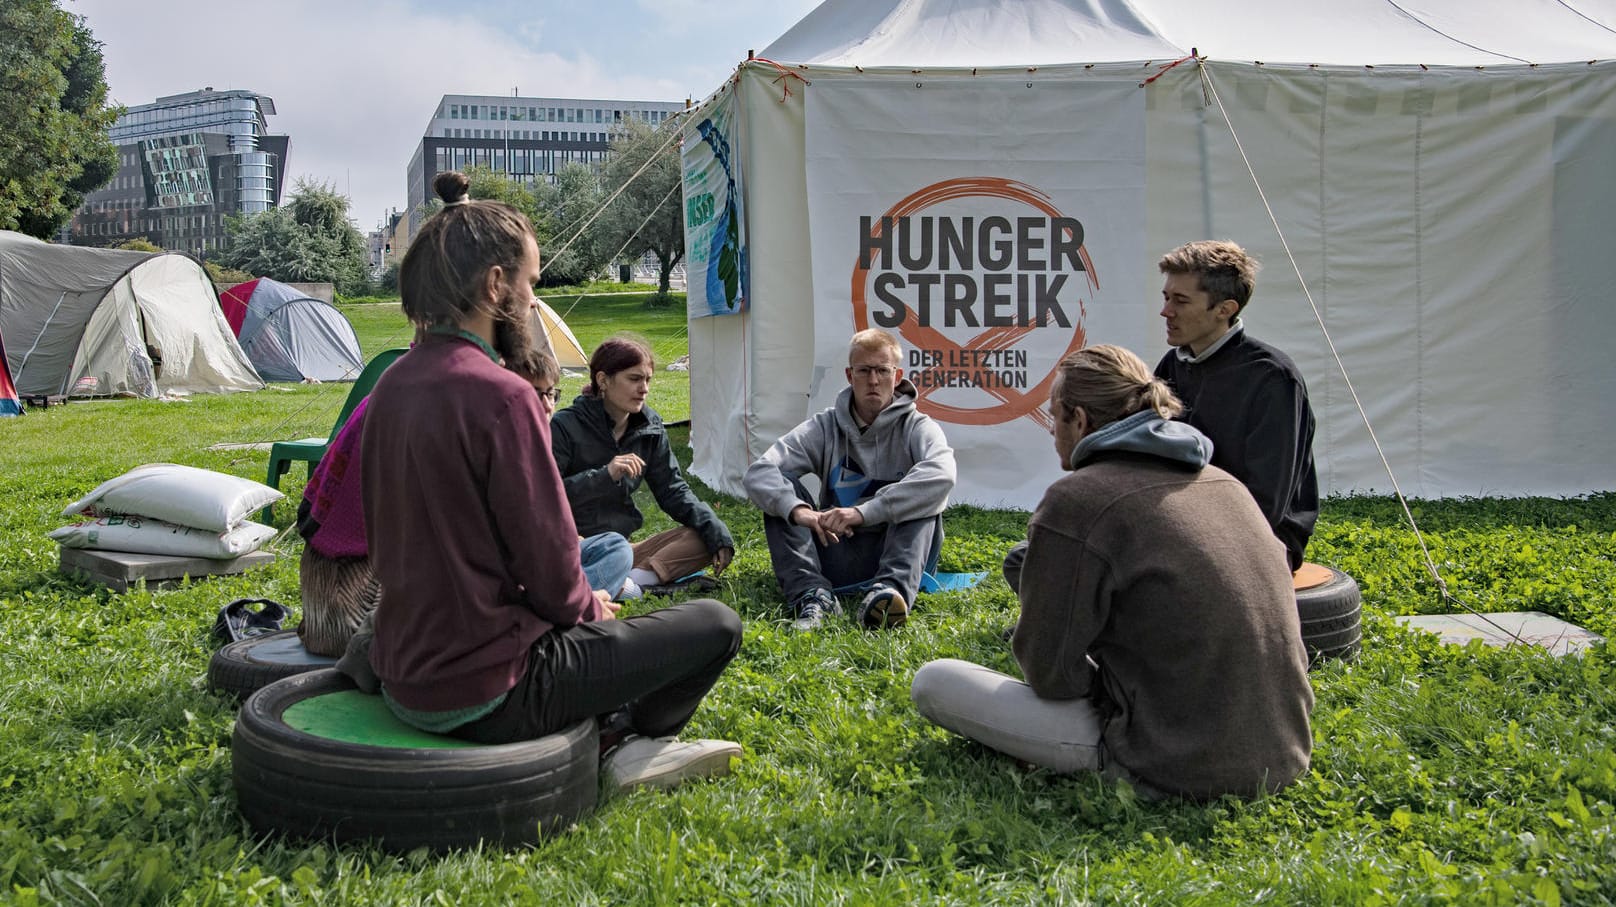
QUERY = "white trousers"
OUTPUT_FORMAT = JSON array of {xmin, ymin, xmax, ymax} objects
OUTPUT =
[{"xmin": 911, "ymin": 658, "xmax": 1103, "ymax": 774}]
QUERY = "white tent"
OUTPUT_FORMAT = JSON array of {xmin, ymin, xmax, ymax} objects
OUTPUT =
[
  {"xmin": 0, "ymin": 231, "xmax": 262, "ymax": 399},
  {"xmin": 532, "ymin": 298, "xmax": 588, "ymax": 370},
  {"xmin": 685, "ymin": 0, "xmax": 1616, "ymax": 509}
]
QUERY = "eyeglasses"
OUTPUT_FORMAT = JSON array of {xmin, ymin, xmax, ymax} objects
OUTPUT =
[
  {"xmin": 851, "ymin": 366, "xmax": 895, "ymax": 379},
  {"xmin": 537, "ymin": 387, "xmax": 561, "ymax": 403}
]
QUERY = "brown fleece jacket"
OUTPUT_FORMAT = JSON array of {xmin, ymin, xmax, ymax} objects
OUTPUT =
[{"xmin": 1012, "ymin": 451, "xmax": 1314, "ymax": 800}]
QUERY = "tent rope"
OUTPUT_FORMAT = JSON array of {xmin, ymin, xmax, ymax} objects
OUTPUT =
[
  {"xmin": 1555, "ymin": 0, "xmax": 1616, "ymax": 36},
  {"xmin": 1141, "ymin": 53, "xmax": 1197, "ymax": 87},
  {"xmin": 542, "ymin": 121, "xmax": 682, "ymax": 277},
  {"xmin": 555, "ymin": 178, "xmax": 685, "ymax": 327},
  {"xmin": 1195, "ymin": 62, "xmax": 1529, "ymax": 643},
  {"xmin": 752, "ymin": 58, "xmax": 812, "ymax": 101},
  {"xmin": 1381, "ymin": 0, "xmax": 1533, "ymax": 64}
]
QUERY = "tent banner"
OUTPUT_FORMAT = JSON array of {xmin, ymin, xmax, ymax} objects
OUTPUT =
[
  {"xmin": 681, "ymin": 89, "xmax": 749, "ymax": 318},
  {"xmin": 803, "ymin": 77, "xmax": 1148, "ymax": 508}
]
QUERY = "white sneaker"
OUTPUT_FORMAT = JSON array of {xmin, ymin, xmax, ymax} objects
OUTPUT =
[
  {"xmin": 617, "ymin": 577, "xmax": 643, "ymax": 601},
  {"xmin": 602, "ymin": 735, "xmax": 742, "ymax": 791}
]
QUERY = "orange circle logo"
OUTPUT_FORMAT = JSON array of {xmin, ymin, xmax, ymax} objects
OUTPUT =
[{"xmin": 850, "ymin": 177, "xmax": 1093, "ymax": 428}]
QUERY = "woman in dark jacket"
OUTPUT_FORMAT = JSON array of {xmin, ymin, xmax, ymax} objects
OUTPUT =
[{"xmin": 550, "ymin": 336, "xmax": 734, "ymax": 595}]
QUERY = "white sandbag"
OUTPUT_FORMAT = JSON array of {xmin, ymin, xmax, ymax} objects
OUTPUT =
[
  {"xmin": 50, "ymin": 515, "xmax": 278, "ymax": 560},
  {"xmin": 62, "ymin": 463, "xmax": 283, "ymax": 533}
]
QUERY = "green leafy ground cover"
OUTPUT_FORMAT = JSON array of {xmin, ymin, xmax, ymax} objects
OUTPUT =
[{"xmin": 2, "ymin": 299, "xmax": 1613, "ymax": 904}]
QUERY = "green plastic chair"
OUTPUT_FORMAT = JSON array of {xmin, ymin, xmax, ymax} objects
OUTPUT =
[{"xmin": 261, "ymin": 348, "xmax": 407, "ymax": 520}]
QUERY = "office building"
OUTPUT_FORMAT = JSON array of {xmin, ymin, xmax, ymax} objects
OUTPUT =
[
  {"xmin": 68, "ymin": 87, "xmax": 289, "ymax": 256},
  {"xmin": 404, "ymin": 93, "xmax": 683, "ymax": 240}
]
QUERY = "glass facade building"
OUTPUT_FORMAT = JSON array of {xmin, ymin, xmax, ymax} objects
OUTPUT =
[
  {"xmin": 404, "ymin": 93, "xmax": 684, "ymax": 240},
  {"xmin": 69, "ymin": 88, "xmax": 289, "ymax": 255}
]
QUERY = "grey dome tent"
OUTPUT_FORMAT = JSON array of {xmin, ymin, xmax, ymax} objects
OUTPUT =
[
  {"xmin": 0, "ymin": 231, "xmax": 262, "ymax": 399},
  {"xmin": 219, "ymin": 278, "xmax": 364, "ymax": 382}
]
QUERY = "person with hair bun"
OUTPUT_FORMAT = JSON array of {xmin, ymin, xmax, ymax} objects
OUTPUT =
[
  {"xmin": 550, "ymin": 334, "xmax": 735, "ymax": 598},
  {"xmin": 359, "ymin": 171, "xmax": 743, "ymax": 791},
  {"xmin": 911, "ymin": 345, "xmax": 1313, "ymax": 801}
]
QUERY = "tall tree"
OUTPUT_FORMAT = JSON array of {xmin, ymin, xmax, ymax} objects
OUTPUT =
[
  {"xmin": 221, "ymin": 179, "xmax": 370, "ymax": 294},
  {"xmin": 0, "ymin": 1, "xmax": 120, "ymax": 237},
  {"xmin": 532, "ymin": 162, "xmax": 608, "ymax": 287},
  {"xmin": 599, "ymin": 119, "xmax": 685, "ymax": 295}
]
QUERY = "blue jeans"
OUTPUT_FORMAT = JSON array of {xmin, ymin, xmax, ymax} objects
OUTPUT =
[{"xmin": 579, "ymin": 532, "xmax": 633, "ymax": 598}]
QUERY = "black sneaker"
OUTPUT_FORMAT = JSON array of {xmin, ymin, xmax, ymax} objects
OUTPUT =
[
  {"xmin": 789, "ymin": 588, "xmax": 841, "ymax": 632},
  {"xmin": 856, "ymin": 584, "xmax": 908, "ymax": 630}
]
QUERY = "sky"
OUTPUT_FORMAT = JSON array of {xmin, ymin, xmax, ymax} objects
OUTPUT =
[{"xmin": 68, "ymin": 0, "xmax": 824, "ymax": 233}]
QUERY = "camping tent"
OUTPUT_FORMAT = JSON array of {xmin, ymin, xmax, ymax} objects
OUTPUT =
[
  {"xmin": 532, "ymin": 297, "xmax": 589, "ymax": 370},
  {"xmin": 0, "ymin": 329, "xmax": 19, "ymax": 416},
  {"xmin": 0, "ymin": 231, "xmax": 262, "ymax": 399},
  {"xmin": 219, "ymin": 278, "xmax": 365, "ymax": 382},
  {"xmin": 684, "ymin": 0, "xmax": 1616, "ymax": 509}
]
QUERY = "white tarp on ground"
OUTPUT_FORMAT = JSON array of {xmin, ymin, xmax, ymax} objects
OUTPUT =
[
  {"xmin": 686, "ymin": 0, "xmax": 1616, "ymax": 509},
  {"xmin": 0, "ymin": 232, "xmax": 261, "ymax": 399}
]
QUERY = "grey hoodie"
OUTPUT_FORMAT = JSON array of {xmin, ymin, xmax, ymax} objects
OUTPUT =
[
  {"xmin": 1069, "ymin": 410, "xmax": 1213, "ymax": 472},
  {"xmin": 745, "ymin": 378, "xmax": 956, "ymax": 526}
]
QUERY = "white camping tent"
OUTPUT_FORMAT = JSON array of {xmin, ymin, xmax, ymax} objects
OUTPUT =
[
  {"xmin": 685, "ymin": 0, "xmax": 1616, "ymax": 509},
  {"xmin": 0, "ymin": 231, "xmax": 261, "ymax": 399},
  {"xmin": 532, "ymin": 298, "xmax": 589, "ymax": 370}
]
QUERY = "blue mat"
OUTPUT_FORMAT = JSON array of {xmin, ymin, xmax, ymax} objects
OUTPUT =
[
  {"xmin": 833, "ymin": 571, "xmax": 988, "ymax": 597},
  {"xmin": 920, "ymin": 571, "xmax": 989, "ymax": 594}
]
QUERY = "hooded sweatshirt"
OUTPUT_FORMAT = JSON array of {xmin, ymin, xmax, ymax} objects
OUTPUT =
[
  {"xmin": 745, "ymin": 378, "xmax": 956, "ymax": 527},
  {"xmin": 1012, "ymin": 411, "xmax": 1314, "ymax": 800}
]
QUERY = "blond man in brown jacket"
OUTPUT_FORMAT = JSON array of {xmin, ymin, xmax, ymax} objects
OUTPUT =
[{"xmin": 912, "ymin": 345, "xmax": 1313, "ymax": 800}]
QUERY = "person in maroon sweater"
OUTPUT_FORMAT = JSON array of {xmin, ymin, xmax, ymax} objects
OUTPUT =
[{"xmin": 360, "ymin": 170, "xmax": 743, "ymax": 791}]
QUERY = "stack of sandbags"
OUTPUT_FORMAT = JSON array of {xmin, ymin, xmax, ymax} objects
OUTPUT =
[{"xmin": 52, "ymin": 464, "xmax": 283, "ymax": 560}]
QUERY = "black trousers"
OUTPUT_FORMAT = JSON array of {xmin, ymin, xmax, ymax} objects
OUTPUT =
[{"xmin": 452, "ymin": 599, "xmax": 742, "ymax": 744}]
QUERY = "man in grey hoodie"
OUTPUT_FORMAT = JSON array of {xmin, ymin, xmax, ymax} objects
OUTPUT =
[{"xmin": 745, "ymin": 329, "xmax": 957, "ymax": 631}]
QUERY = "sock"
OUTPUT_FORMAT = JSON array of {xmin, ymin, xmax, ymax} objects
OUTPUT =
[{"xmin": 628, "ymin": 567, "xmax": 661, "ymax": 587}]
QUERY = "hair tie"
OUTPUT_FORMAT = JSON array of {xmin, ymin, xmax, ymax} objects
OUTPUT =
[{"xmin": 444, "ymin": 196, "xmax": 470, "ymax": 207}]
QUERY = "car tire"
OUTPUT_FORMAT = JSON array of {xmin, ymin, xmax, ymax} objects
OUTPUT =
[
  {"xmin": 208, "ymin": 629, "xmax": 337, "ymax": 699},
  {"xmin": 1295, "ymin": 563, "xmax": 1363, "ymax": 664},
  {"xmin": 232, "ymin": 670, "xmax": 598, "ymax": 852}
]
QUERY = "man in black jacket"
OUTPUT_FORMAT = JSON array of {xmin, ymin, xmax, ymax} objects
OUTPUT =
[{"xmin": 1153, "ymin": 240, "xmax": 1318, "ymax": 571}]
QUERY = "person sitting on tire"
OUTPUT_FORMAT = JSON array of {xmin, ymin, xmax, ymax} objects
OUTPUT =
[
  {"xmin": 549, "ymin": 335, "xmax": 735, "ymax": 600},
  {"xmin": 911, "ymin": 345, "xmax": 1313, "ymax": 801},
  {"xmin": 297, "ymin": 354, "xmax": 634, "ymax": 658},
  {"xmin": 295, "ymin": 394, "xmax": 382, "ymax": 657},
  {"xmin": 360, "ymin": 170, "xmax": 743, "ymax": 791},
  {"xmin": 1153, "ymin": 240, "xmax": 1318, "ymax": 572}
]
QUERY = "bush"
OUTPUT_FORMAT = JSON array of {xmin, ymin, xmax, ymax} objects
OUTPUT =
[{"xmin": 334, "ymin": 294, "xmax": 400, "ymax": 306}]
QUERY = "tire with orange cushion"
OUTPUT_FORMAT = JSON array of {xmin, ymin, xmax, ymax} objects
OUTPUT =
[{"xmin": 1294, "ymin": 563, "xmax": 1362, "ymax": 664}]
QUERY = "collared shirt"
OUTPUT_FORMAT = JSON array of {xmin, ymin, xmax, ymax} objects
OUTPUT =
[{"xmin": 1174, "ymin": 318, "xmax": 1245, "ymax": 364}]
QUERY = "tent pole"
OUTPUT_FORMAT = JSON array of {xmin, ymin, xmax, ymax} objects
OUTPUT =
[{"xmin": 14, "ymin": 290, "xmax": 71, "ymax": 394}]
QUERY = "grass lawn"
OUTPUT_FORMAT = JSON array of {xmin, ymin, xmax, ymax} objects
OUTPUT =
[{"xmin": 2, "ymin": 298, "xmax": 1614, "ymax": 904}]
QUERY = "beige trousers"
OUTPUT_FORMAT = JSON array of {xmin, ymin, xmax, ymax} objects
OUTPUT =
[{"xmin": 631, "ymin": 527, "xmax": 715, "ymax": 583}]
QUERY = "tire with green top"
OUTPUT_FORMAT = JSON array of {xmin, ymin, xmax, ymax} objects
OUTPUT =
[{"xmin": 232, "ymin": 669, "xmax": 597, "ymax": 852}]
